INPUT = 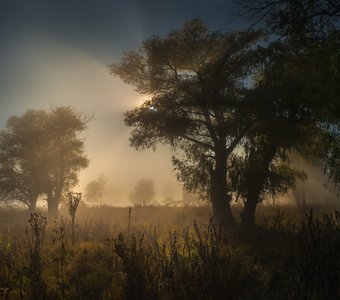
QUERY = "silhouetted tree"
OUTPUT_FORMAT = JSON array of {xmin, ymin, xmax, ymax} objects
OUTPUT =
[
  {"xmin": 0, "ymin": 110, "xmax": 48, "ymax": 211},
  {"xmin": 84, "ymin": 175, "xmax": 107, "ymax": 206},
  {"xmin": 129, "ymin": 179, "xmax": 155, "ymax": 206},
  {"xmin": 84, "ymin": 181, "xmax": 100, "ymax": 205},
  {"xmin": 234, "ymin": 43, "xmax": 316, "ymax": 227},
  {"xmin": 67, "ymin": 192, "xmax": 81, "ymax": 245},
  {"xmin": 232, "ymin": 0, "xmax": 339, "ymax": 226},
  {"xmin": 0, "ymin": 107, "xmax": 90, "ymax": 216},
  {"xmin": 112, "ymin": 18, "xmax": 339, "ymax": 228},
  {"xmin": 240, "ymin": 0, "xmax": 339, "ymax": 38},
  {"xmin": 111, "ymin": 19, "xmax": 263, "ymax": 227},
  {"xmin": 43, "ymin": 107, "xmax": 90, "ymax": 217}
]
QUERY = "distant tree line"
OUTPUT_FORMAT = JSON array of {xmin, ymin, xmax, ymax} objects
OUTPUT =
[
  {"xmin": 129, "ymin": 178, "xmax": 155, "ymax": 206},
  {"xmin": 111, "ymin": 0, "xmax": 339, "ymax": 229}
]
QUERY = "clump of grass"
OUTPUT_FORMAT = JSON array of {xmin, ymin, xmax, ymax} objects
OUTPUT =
[
  {"xmin": 0, "ymin": 233, "xmax": 16, "ymax": 299},
  {"xmin": 109, "ymin": 218, "xmax": 261, "ymax": 299},
  {"xmin": 246, "ymin": 209, "xmax": 340, "ymax": 299},
  {"xmin": 293, "ymin": 210, "xmax": 340, "ymax": 298},
  {"xmin": 25, "ymin": 213, "xmax": 47, "ymax": 299},
  {"xmin": 67, "ymin": 242, "xmax": 114, "ymax": 299},
  {"xmin": 50, "ymin": 216, "xmax": 67, "ymax": 299}
]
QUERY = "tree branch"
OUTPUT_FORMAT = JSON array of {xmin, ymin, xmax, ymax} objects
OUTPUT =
[{"xmin": 180, "ymin": 134, "xmax": 215, "ymax": 151}]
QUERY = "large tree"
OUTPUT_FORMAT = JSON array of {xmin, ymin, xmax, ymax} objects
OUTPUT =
[
  {"xmin": 0, "ymin": 107, "xmax": 90, "ymax": 216},
  {"xmin": 236, "ymin": 42, "xmax": 321, "ymax": 227},
  {"xmin": 111, "ymin": 19, "xmax": 264, "ymax": 227},
  {"xmin": 219, "ymin": 0, "xmax": 339, "ymax": 229},
  {"xmin": 112, "ymin": 19, "xmax": 338, "ymax": 229},
  {"xmin": 239, "ymin": 0, "xmax": 340, "ymax": 188},
  {"xmin": 0, "ymin": 110, "xmax": 48, "ymax": 211}
]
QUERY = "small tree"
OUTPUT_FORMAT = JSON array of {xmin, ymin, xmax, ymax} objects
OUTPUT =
[
  {"xmin": 84, "ymin": 175, "xmax": 107, "ymax": 206},
  {"xmin": 129, "ymin": 179, "xmax": 155, "ymax": 206},
  {"xmin": 66, "ymin": 192, "xmax": 81, "ymax": 245}
]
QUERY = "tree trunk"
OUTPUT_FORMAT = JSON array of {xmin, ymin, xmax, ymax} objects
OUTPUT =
[
  {"xmin": 28, "ymin": 194, "xmax": 38, "ymax": 213},
  {"xmin": 47, "ymin": 149, "xmax": 65, "ymax": 218},
  {"xmin": 210, "ymin": 151, "xmax": 237, "ymax": 229},
  {"xmin": 48, "ymin": 168, "xmax": 64, "ymax": 218},
  {"xmin": 241, "ymin": 180, "xmax": 263, "ymax": 228},
  {"xmin": 241, "ymin": 144, "xmax": 277, "ymax": 229},
  {"xmin": 47, "ymin": 192, "xmax": 60, "ymax": 218},
  {"xmin": 48, "ymin": 199, "xmax": 59, "ymax": 218}
]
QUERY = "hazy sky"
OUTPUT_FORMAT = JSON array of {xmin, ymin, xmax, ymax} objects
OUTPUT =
[{"xmin": 0, "ymin": 0, "xmax": 250, "ymax": 205}]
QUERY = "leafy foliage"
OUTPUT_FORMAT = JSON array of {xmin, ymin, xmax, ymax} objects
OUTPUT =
[
  {"xmin": 112, "ymin": 19, "xmax": 266, "ymax": 226},
  {"xmin": 111, "ymin": 18, "xmax": 335, "ymax": 228},
  {"xmin": 0, "ymin": 107, "xmax": 90, "ymax": 215}
]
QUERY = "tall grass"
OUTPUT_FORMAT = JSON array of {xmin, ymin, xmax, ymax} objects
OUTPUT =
[{"xmin": 0, "ymin": 205, "xmax": 339, "ymax": 299}]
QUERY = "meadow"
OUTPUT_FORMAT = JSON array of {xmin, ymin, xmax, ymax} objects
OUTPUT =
[{"xmin": 0, "ymin": 203, "xmax": 340, "ymax": 299}]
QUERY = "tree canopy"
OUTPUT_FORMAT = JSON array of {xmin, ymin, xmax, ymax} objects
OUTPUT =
[
  {"xmin": 111, "ymin": 19, "xmax": 267, "ymax": 227},
  {"xmin": 112, "ymin": 18, "xmax": 339, "ymax": 228},
  {"xmin": 0, "ymin": 107, "xmax": 90, "ymax": 216},
  {"xmin": 241, "ymin": 0, "xmax": 340, "ymax": 38},
  {"xmin": 240, "ymin": 0, "xmax": 340, "ymax": 188}
]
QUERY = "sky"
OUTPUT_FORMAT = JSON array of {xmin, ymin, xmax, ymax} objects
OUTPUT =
[{"xmin": 0, "ymin": 0, "xmax": 249, "ymax": 205}]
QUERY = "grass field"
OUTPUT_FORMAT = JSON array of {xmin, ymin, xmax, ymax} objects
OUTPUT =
[{"xmin": 0, "ymin": 203, "xmax": 340, "ymax": 299}]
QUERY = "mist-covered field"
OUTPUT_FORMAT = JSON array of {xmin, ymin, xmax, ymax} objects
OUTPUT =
[
  {"xmin": 0, "ymin": 203, "xmax": 340, "ymax": 299},
  {"xmin": 0, "ymin": 0, "xmax": 339, "ymax": 299}
]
